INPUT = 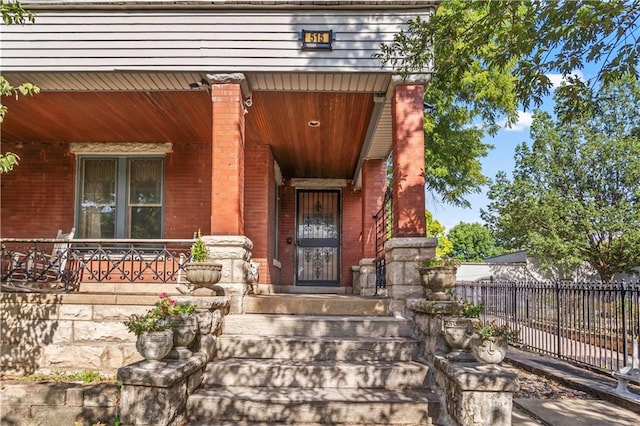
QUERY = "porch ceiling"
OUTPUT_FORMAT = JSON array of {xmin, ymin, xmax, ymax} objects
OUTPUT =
[
  {"xmin": 1, "ymin": 71, "xmax": 393, "ymax": 181},
  {"xmin": 246, "ymin": 91, "xmax": 375, "ymax": 179},
  {"xmin": 0, "ymin": 91, "xmax": 213, "ymax": 144}
]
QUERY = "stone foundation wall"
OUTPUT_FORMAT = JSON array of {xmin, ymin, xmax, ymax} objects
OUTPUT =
[
  {"xmin": 0, "ymin": 292, "xmax": 227, "ymax": 376},
  {"xmin": 1, "ymin": 292, "xmax": 151, "ymax": 375},
  {"xmin": 0, "ymin": 382, "xmax": 120, "ymax": 426}
]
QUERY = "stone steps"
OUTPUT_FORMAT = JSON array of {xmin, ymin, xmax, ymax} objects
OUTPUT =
[
  {"xmin": 187, "ymin": 296, "xmax": 438, "ymax": 425},
  {"xmin": 223, "ymin": 314, "xmax": 414, "ymax": 338},
  {"xmin": 216, "ymin": 335, "xmax": 419, "ymax": 361},
  {"xmin": 187, "ymin": 386, "xmax": 439, "ymax": 424},
  {"xmin": 243, "ymin": 294, "xmax": 390, "ymax": 316},
  {"xmin": 202, "ymin": 359, "xmax": 428, "ymax": 389}
]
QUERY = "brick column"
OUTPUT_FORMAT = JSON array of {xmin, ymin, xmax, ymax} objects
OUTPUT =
[
  {"xmin": 361, "ymin": 158, "xmax": 387, "ymax": 258},
  {"xmin": 210, "ymin": 80, "xmax": 245, "ymax": 235},
  {"xmin": 244, "ymin": 143, "xmax": 275, "ymax": 285},
  {"xmin": 391, "ymin": 84, "xmax": 426, "ymax": 237}
]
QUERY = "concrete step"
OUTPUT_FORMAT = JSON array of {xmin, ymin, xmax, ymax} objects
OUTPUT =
[
  {"xmin": 223, "ymin": 314, "xmax": 414, "ymax": 338},
  {"xmin": 202, "ymin": 359, "xmax": 429, "ymax": 389},
  {"xmin": 190, "ymin": 423, "xmax": 403, "ymax": 426},
  {"xmin": 187, "ymin": 386, "xmax": 440, "ymax": 425},
  {"xmin": 216, "ymin": 335, "xmax": 419, "ymax": 361},
  {"xmin": 243, "ymin": 294, "xmax": 390, "ymax": 316}
]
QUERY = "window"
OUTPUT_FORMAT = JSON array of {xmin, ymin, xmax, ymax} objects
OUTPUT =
[{"xmin": 78, "ymin": 157, "xmax": 164, "ymax": 238}]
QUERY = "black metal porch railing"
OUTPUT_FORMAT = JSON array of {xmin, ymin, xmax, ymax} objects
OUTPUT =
[
  {"xmin": 1, "ymin": 238, "xmax": 194, "ymax": 292},
  {"xmin": 373, "ymin": 187, "xmax": 393, "ymax": 293},
  {"xmin": 456, "ymin": 280, "xmax": 640, "ymax": 374}
]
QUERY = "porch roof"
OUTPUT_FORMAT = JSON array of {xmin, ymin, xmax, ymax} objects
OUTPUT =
[{"xmin": 1, "ymin": 71, "xmax": 410, "ymax": 185}]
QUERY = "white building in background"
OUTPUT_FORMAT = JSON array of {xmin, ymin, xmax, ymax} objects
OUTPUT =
[{"xmin": 456, "ymin": 250, "xmax": 640, "ymax": 283}]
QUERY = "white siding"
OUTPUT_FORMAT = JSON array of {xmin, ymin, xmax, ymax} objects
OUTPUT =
[{"xmin": 1, "ymin": 9, "xmax": 434, "ymax": 73}]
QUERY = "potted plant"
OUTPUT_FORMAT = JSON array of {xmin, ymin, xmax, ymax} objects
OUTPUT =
[
  {"xmin": 470, "ymin": 320, "xmax": 519, "ymax": 364},
  {"xmin": 124, "ymin": 312, "xmax": 173, "ymax": 369},
  {"xmin": 417, "ymin": 256, "xmax": 458, "ymax": 301},
  {"xmin": 150, "ymin": 292, "xmax": 199, "ymax": 359},
  {"xmin": 442, "ymin": 300, "xmax": 483, "ymax": 360},
  {"xmin": 183, "ymin": 230, "xmax": 223, "ymax": 290}
]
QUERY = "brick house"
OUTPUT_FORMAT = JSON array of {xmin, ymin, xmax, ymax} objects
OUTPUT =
[{"xmin": 1, "ymin": 0, "xmax": 436, "ymax": 298}]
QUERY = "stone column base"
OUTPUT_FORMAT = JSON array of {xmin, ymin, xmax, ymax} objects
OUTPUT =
[
  {"xmin": 434, "ymin": 355, "xmax": 517, "ymax": 426},
  {"xmin": 356, "ymin": 258, "xmax": 377, "ymax": 296},
  {"xmin": 384, "ymin": 237, "xmax": 437, "ymax": 316},
  {"xmin": 203, "ymin": 235, "xmax": 253, "ymax": 313}
]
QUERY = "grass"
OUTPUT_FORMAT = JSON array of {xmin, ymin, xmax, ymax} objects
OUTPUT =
[{"xmin": 1, "ymin": 369, "xmax": 116, "ymax": 384}]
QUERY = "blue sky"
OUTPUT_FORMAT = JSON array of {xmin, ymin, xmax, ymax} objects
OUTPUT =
[{"xmin": 429, "ymin": 71, "xmax": 587, "ymax": 231}]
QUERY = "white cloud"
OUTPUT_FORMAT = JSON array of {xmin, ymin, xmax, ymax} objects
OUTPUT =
[
  {"xmin": 504, "ymin": 110, "xmax": 533, "ymax": 132},
  {"xmin": 546, "ymin": 70, "xmax": 586, "ymax": 88}
]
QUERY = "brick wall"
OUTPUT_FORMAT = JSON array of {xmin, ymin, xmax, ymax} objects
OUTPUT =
[
  {"xmin": 341, "ymin": 185, "xmax": 363, "ymax": 287},
  {"xmin": 361, "ymin": 159, "xmax": 387, "ymax": 258},
  {"xmin": 278, "ymin": 184, "xmax": 296, "ymax": 286},
  {"xmin": 165, "ymin": 143, "xmax": 212, "ymax": 237},
  {"xmin": 0, "ymin": 142, "xmax": 75, "ymax": 237},
  {"xmin": 244, "ymin": 143, "xmax": 278, "ymax": 284},
  {"xmin": 0, "ymin": 141, "xmax": 211, "ymax": 239}
]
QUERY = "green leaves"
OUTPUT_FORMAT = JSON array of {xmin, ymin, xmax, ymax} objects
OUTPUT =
[
  {"xmin": 378, "ymin": 1, "xmax": 640, "ymax": 209},
  {"xmin": 447, "ymin": 222, "xmax": 503, "ymax": 262},
  {"xmin": 0, "ymin": 152, "xmax": 20, "ymax": 174},
  {"xmin": 483, "ymin": 76, "xmax": 640, "ymax": 281},
  {"xmin": 1, "ymin": 0, "xmax": 34, "ymax": 25},
  {"xmin": 1, "ymin": 1, "xmax": 39, "ymax": 174},
  {"xmin": 418, "ymin": 1, "xmax": 519, "ymax": 207}
]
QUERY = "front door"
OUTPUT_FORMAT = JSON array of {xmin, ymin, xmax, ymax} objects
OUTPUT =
[{"xmin": 296, "ymin": 190, "xmax": 340, "ymax": 286}]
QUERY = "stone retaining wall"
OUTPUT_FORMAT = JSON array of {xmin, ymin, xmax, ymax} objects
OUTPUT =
[
  {"xmin": 0, "ymin": 292, "xmax": 164, "ymax": 375},
  {"xmin": 409, "ymin": 298, "xmax": 518, "ymax": 426},
  {"xmin": 0, "ymin": 381, "xmax": 120, "ymax": 426}
]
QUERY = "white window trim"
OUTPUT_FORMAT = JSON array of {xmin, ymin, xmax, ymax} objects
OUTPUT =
[{"xmin": 70, "ymin": 142, "xmax": 172, "ymax": 155}]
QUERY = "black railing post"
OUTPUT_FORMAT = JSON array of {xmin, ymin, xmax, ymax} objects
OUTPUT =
[
  {"xmin": 373, "ymin": 188, "xmax": 392, "ymax": 294},
  {"xmin": 556, "ymin": 281, "xmax": 562, "ymax": 359},
  {"xmin": 620, "ymin": 280, "xmax": 628, "ymax": 367},
  {"xmin": 512, "ymin": 281, "xmax": 518, "ymax": 322}
]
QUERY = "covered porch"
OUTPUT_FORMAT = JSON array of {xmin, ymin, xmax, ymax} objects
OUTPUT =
[
  {"xmin": 1, "ymin": 70, "xmax": 429, "ymax": 298},
  {"xmin": 1, "ymin": 1, "xmax": 438, "ymax": 300}
]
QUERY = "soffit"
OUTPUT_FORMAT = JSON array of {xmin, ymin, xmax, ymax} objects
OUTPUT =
[
  {"xmin": 3, "ymin": 71, "xmax": 391, "ymax": 93},
  {"xmin": 21, "ymin": 1, "xmax": 439, "ymax": 10}
]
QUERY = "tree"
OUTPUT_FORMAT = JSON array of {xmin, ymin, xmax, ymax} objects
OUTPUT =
[
  {"xmin": 0, "ymin": 0, "xmax": 39, "ymax": 173},
  {"xmin": 378, "ymin": 1, "xmax": 521, "ymax": 208},
  {"xmin": 447, "ymin": 222, "xmax": 503, "ymax": 262},
  {"xmin": 482, "ymin": 76, "xmax": 640, "ymax": 282},
  {"xmin": 377, "ymin": 0, "xmax": 639, "ymax": 207},
  {"xmin": 425, "ymin": 210, "xmax": 453, "ymax": 258},
  {"xmin": 379, "ymin": 0, "xmax": 639, "ymax": 110}
]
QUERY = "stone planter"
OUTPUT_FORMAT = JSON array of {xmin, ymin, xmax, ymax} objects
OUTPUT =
[
  {"xmin": 166, "ymin": 315, "xmax": 198, "ymax": 359},
  {"xmin": 419, "ymin": 266, "xmax": 457, "ymax": 301},
  {"xmin": 470, "ymin": 335, "xmax": 508, "ymax": 364},
  {"xmin": 135, "ymin": 330, "xmax": 173, "ymax": 369},
  {"xmin": 442, "ymin": 317, "xmax": 479, "ymax": 361},
  {"xmin": 184, "ymin": 261, "xmax": 223, "ymax": 288}
]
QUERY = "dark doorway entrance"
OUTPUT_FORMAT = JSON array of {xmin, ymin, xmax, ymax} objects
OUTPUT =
[{"xmin": 296, "ymin": 190, "xmax": 340, "ymax": 286}]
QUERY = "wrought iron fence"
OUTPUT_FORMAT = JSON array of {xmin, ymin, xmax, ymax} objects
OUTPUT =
[
  {"xmin": 1, "ymin": 238, "xmax": 194, "ymax": 292},
  {"xmin": 456, "ymin": 280, "xmax": 640, "ymax": 373},
  {"xmin": 373, "ymin": 188, "xmax": 393, "ymax": 293}
]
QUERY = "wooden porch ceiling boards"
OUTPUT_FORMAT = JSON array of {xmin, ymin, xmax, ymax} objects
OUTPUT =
[
  {"xmin": 0, "ymin": 91, "xmax": 212, "ymax": 144},
  {"xmin": 1, "ymin": 89, "xmax": 376, "ymax": 180},
  {"xmin": 246, "ymin": 91, "xmax": 374, "ymax": 179}
]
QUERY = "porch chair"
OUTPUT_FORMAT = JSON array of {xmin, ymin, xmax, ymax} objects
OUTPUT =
[{"xmin": 5, "ymin": 228, "xmax": 77, "ymax": 292}]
